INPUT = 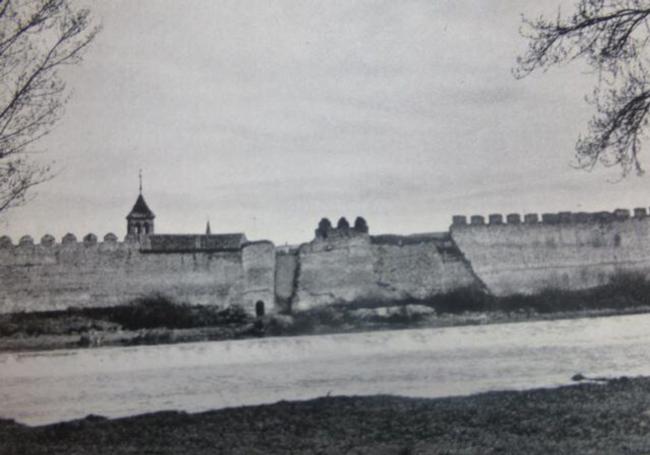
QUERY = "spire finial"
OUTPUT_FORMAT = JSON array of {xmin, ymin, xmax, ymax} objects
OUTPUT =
[
  {"xmin": 206, "ymin": 219, "xmax": 211, "ymax": 235},
  {"xmin": 139, "ymin": 169, "xmax": 143, "ymax": 194}
]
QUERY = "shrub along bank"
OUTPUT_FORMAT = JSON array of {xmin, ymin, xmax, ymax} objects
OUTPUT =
[{"xmin": 2, "ymin": 272, "xmax": 650, "ymax": 351}]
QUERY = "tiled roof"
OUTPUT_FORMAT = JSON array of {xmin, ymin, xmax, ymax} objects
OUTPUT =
[
  {"xmin": 127, "ymin": 194, "xmax": 155, "ymax": 219},
  {"xmin": 142, "ymin": 234, "xmax": 247, "ymax": 253}
]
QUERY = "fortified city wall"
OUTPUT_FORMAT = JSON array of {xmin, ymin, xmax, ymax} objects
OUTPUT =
[
  {"xmin": 0, "ymin": 233, "xmax": 275, "ymax": 314},
  {"xmin": 288, "ymin": 218, "xmax": 479, "ymax": 311},
  {"xmin": 450, "ymin": 209, "xmax": 650, "ymax": 296},
  {"xmin": 3, "ymin": 208, "xmax": 650, "ymax": 315}
]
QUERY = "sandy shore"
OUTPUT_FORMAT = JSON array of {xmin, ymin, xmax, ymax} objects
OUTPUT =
[{"xmin": 2, "ymin": 376, "xmax": 650, "ymax": 454}]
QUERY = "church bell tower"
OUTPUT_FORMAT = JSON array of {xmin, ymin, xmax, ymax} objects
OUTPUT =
[{"xmin": 126, "ymin": 170, "xmax": 155, "ymax": 236}]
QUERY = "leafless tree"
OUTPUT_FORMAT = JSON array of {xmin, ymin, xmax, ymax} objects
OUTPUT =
[
  {"xmin": 0, "ymin": 0, "xmax": 98, "ymax": 214},
  {"xmin": 515, "ymin": 0, "xmax": 650, "ymax": 176}
]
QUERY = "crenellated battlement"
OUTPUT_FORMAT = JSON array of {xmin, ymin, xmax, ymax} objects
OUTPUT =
[
  {"xmin": 0, "ymin": 187, "xmax": 281, "ymax": 315},
  {"xmin": 0, "ymin": 232, "xmax": 251, "ymax": 254},
  {"xmin": 451, "ymin": 207, "xmax": 649, "ymax": 228},
  {"xmin": 314, "ymin": 216, "xmax": 369, "ymax": 241},
  {"xmin": 0, "ymin": 230, "xmax": 271, "ymax": 315},
  {"xmin": 0, "ymin": 232, "xmax": 140, "ymax": 252},
  {"xmin": 6, "ymin": 201, "xmax": 650, "ymax": 316}
]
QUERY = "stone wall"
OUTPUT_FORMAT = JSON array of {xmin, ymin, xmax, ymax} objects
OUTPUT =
[
  {"xmin": 241, "ymin": 241, "xmax": 276, "ymax": 314},
  {"xmin": 274, "ymin": 249, "xmax": 299, "ymax": 312},
  {"xmin": 451, "ymin": 209, "xmax": 650, "ymax": 296},
  {"xmin": 291, "ymin": 233, "xmax": 479, "ymax": 311},
  {"xmin": 6, "ymin": 207, "xmax": 650, "ymax": 315},
  {"xmin": 293, "ymin": 235, "xmax": 375, "ymax": 310},
  {"xmin": 0, "ymin": 234, "xmax": 246, "ymax": 314},
  {"xmin": 371, "ymin": 237, "xmax": 480, "ymax": 299}
]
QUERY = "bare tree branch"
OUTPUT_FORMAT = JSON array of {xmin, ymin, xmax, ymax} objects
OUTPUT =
[
  {"xmin": 0, "ymin": 0, "xmax": 99, "ymax": 214},
  {"xmin": 515, "ymin": 0, "xmax": 650, "ymax": 176}
]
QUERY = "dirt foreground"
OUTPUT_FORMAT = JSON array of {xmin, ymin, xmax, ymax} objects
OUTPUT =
[{"xmin": 2, "ymin": 377, "xmax": 650, "ymax": 454}]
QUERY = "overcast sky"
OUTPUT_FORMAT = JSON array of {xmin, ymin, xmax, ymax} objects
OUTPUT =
[{"xmin": 3, "ymin": 0, "xmax": 650, "ymax": 244}]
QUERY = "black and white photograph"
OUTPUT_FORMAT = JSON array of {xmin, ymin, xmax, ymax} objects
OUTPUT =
[{"xmin": 3, "ymin": 0, "xmax": 650, "ymax": 453}]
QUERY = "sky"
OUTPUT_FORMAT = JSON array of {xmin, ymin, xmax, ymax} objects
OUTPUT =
[{"xmin": 3, "ymin": 0, "xmax": 650, "ymax": 245}]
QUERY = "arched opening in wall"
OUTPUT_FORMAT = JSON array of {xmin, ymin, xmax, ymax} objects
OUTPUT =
[
  {"xmin": 255, "ymin": 300, "xmax": 265, "ymax": 317},
  {"xmin": 614, "ymin": 234, "xmax": 621, "ymax": 247},
  {"xmin": 144, "ymin": 223, "xmax": 150, "ymax": 234},
  {"xmin": 134, "ymin": 224, "xmax": 141, "ymax": 235}
]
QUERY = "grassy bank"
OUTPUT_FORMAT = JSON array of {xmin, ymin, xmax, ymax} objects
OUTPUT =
[
  {"xmin": 0, "ymin": 297, "xmax": 261, "ymax": 352},
  {"xmin": 3, "ymin": 273, "xmax": 650, "ymax": 352},
  {"xmin": 2, "ymin": 376, "xmax": 650, "ymax": 454},
  {"xmin": 273, "ymin": 272, "xmax": 650, "ymax": 335}
]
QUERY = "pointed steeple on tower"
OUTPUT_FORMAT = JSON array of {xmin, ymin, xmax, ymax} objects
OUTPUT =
[
  {"xmin": 206, "ymin": 220, "xmax": 211, "ymax": 235},
  {"xmin": 126, "ymin": 170, "xmax": 155, "ymax": 236}
]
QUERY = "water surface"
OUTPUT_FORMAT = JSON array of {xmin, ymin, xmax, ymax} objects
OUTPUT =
[{"xmin": 2, "ymin": 313, "xmax": 650, "ymax": 425}]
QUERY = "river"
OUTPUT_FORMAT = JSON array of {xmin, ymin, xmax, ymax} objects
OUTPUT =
[{"xmin": 2, "ymin": 313, "xmax": 650, "ymax": 426}]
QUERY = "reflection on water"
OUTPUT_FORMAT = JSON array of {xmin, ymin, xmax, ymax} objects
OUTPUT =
[{"xmin": 2, "ymin": 313, "xmax": 650, "ymax": 425}]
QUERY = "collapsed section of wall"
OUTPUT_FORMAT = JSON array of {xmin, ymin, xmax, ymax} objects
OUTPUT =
[
  {"xmin": 371, "ymin": 234, "xmax": 481, "ymax": 298},
  {"xmin": 291, "ymin": 233, "xmax": 479, "ymax": 311},
  {"xmin": 0, "ymin": 235, "xmax": 245, "ymax": 314},
  {"xmin": 451, "ymin": 212, "xmax": 650, "ymax": 296}
]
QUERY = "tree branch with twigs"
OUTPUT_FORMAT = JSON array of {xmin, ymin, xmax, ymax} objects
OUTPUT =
[
  {"xmin": 0, "ymin": 0, "xmax": 99, "ymax": 215},
  {"xmin": 515, "ymin": 0, "xmax": 650, "ymax": 176}
]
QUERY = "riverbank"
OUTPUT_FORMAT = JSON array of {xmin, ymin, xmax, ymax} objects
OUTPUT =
[
  {"xmin": 3, "ymin": 273, "xmax": 650, "ymax": 353},
  {"xmin": 2, "ymin": 376, "xmax": 649, "ymax": 454},
  {"xmin": 2, "ymin": 305, "xmax": 650, "ymax": 353}
]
